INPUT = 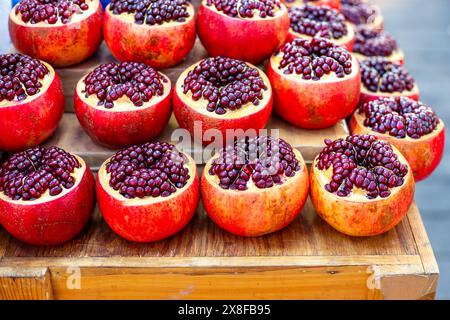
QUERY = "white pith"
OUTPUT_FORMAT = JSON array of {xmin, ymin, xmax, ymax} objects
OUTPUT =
[
  {"xmin": 106, "ymin": 2, "xmax": 195, "ymax": 27},
  {"xmin": 0, "ymin": 155, "xmax": 87, "ymax": 205},
  {"xmin": 176, "ymin": 60, "xmax": 272, "ymax": 119},
  {"xmin": 204, "ymin": 0, "xmax": 287, "ymax": 21},
  {"xmin": 353, "ymin": 111, "xmax": 444, "ymax": 143},
  {"xmin": 204, "ymin": 148, "xmax": 306, "ymax": 193},
  {"xmin": 98, "ymin": 152, "xmax": 197, "ymax": 205},
  {"xmin": 270, "ymin": 52, "xmax": 359, "ymax": 83},
  {"xmin": 76, "ymin": 73, "xmax": 171, "ymax": 112},
  {"xmin": 0, "ymin": 60, "xmax": 55, "ymax": 108},
  {"xmin": 10, "ymin": 0, "xmax": 99, "ymax": 27},
  {"xmin": 313, "ymin": 144, "xmax": 412, "ymax": 202},
  {"xmin": 290, "ymin": 22, "xmax": 355, "ymax": 47}
]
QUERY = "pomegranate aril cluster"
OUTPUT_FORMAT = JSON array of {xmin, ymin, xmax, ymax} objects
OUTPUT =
[
  {"xmin": 289, "ymin": 5, "xmax": 348, "ymax": 40},
  {"xmin": 354, "ymin": 26, "xmax": 398, "ymax": 57},
  {"xmin": 209, "ymin": 136, "xmax": 301, "ymax": 191},
  {"xmin": 106, "ymin": 142, "xmax": 190, "ymax": 199},
  {"xmin": 0, "ymin": 53, "xmax": 49, "ymax": 102},
  {"xmin": 341, "ymin": 0, "xmax": 377, "ymax": 25},
  {"xmin": 359, "ymin": 97, "xmax": 439, "ymax": 139},
  {"xmin": 182, "ymin": 56, "xmax": 268, "ymax": 115},
  {"xmin": 16, "ymin": 0, "xmax": 90, "ymax": 24},
  {"xmin": 277, "ymin": 38, "xmax": 353, "ymax": 80},
  {"xmin": 206, "ymin": 0, "xmax": 281, "ymax": 18},
  {"xmin": 0, "ymin": 147, "xmax": 81, "ymax": 201},
  {"xmin": 83, "ymin": 62, "xmax": 166, "ymax": 109},
  {"xmin": 360, "ymin": 57, "xmax": 415, "ymax": 93},
  {"xmin": 317, "ymin": 134, "xmax": 408, "ymax": 199},
  {"xmin": 109, "ymin": 0, "xmax": 191, "ymax": 25}
]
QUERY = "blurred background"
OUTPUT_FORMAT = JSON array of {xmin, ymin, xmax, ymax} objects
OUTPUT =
[{"xmin": 1, "ymin": 0, "xmax": 449, "ymax": 299}]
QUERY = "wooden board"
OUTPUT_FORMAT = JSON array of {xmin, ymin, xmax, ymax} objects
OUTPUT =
[
  {"xmin": 0, "ymin": 201, "xmax": 438, "ymax": 300},
  {"xmin": 44, "ymin": 113, "xmax": 348, "ymax": 170}
]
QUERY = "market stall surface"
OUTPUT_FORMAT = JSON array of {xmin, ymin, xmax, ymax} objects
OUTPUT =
[{"xmin": 0, "ymin": 0, "xmax": 449, "ymax": 299}]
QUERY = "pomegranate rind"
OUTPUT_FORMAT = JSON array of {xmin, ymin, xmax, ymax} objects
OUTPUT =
[
  {"xmin": 350, "ymin": 112, "xmax": 445, "ymax": 182},
  {"xmin": 74, "ymin": 74, "xmax": 172, "ymax": 149},
  {"xmin": 267, "ymin": 53, "xmax": 361, "ymax": 129},
  {"xmin": 284, "ymin": 0, "xmax": 342, "ymax": 12},
  {"xmin": 173, "ymin": 61, "xmax": 273, "ymax": 146},
  {"xmin": 286, "ymin": 22, "xmax": 355, "ymax": 51},
  {"xmin": 359, "ymin": 83, "xmax": 420, "ymax": 106},
  {"xmin": 96, "ymin": 154, "xmax": 199, "ymax": 243},
  {"xmin": 197, "ymin": 0, "xmax": 290, "ymax": 64},
  {"xmin": 310, "ymin": 148, "xmax": 415, "ymax": 237},
  {"xmin": 0, "ymin": 156, "xmax": 95, "ymax": 246},
  {"xmin": 201, "ymin": 149, "xmax": 309, "ymax": 237},
  {"xmin": 9, "ymin": 0, "xmax": 103, "ymax": 67},
  {"xmin": 103, "ymin": 3, "xmax": 196, "ymax": 69},
  {"xmin": 0, "ymin": 63, "xmax": 64, "ymax": 152}
]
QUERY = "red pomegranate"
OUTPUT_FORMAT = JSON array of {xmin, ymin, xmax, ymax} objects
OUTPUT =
[
  {"xmin": 359, "ymin": 57, "xmax": 419, "ymax": 106},
  {"xmin": 341, "ymin": 0, "xmax": 383, "ymax": 31},
  {"xmin": 0, "ymin": 54, "xmax": 64, "ymax": 152},
  {"xmin": 284, "ymin": 0, "xmax": 341, "ymax": 11},
  {"xmin": 197, "ymin": 0, "xmax": 290, "ymax": 64},
  {"xmin": 173, "ymin": 57, "xmax": 273, "ymax": 145},
  {"xmin": 353, "ymin": 26, "xmax": 404, "ymax": 64},
  {"xmin": 267, "ymin": 38, "xmax": 360, "ymax": 129},
  {"xmin": 310, "ymin": 134, "xmax": 414, "ymax": 237},
  {"xmin": 96, "ymin": 142, "xmax": 199, "ymax": 242},
  {"xmin": 0, "ymin": 146, "xmax": 95, "ymax": 245},
  {"xmin": 202, "ymin": 136, "xmax": 309, "ymax": 237},
  {"xmin": 74, "ymin": 62, "xmax": 172, "ymax": 149},
  {"xmin": 349, "ymin": 97, "xmax": 445, "ymax": 181},
  {"xmin": 9, "ymin": 0, "xmax": 103, "ymax": 67},
  {"xmin": 287, "ymin": 4, "xmax": 355, "ymax": 51},
  {"xmin": 103, "ymin": 0, "xmax": 196, "ymax": 69}
]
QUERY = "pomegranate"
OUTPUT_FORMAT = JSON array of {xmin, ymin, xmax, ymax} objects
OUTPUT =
[
  {"xmin": 267, "ymin": 38, "xmax": 360, "ymax": 129},
  {"xmin": 96, "ymin": 142, "xmax": 199, "ymax": 242},
  {"xmin": 359, "ymin": 57, "xmax": 419, "ymax": 106},
  {"xmin": 287, "ymin": 4, "xmax": 355, "ymax": 51},
  {"xmin": 341, "ymin": 0, "xmax": 383, "ymax": 31},
  {"xmin": 0, "ymin": 146, "xmax": 95, "ymax": 245},
  {"xmin": 310, "ymin": 134, "xmax": 414, "ymax": 236},
  {"xmin": 353, "ymin": 26, "xmax": 404, "ymax": 64},
  {"xmin": 197, "ymin": 0, "xmax": 290, "ymax": 64},
  {"xmin": 0, "ymin": 53, "xmax": 64, "ymax": 152},
  {"xmin": 284, "ymin": 0, "xmax": 341, "ymax": 11},
  {"xmin": 9, "ymin": 0, "xmax": 103, "ymax": 68},
  {"xmin": 350, "ymin": 97, "xmax": 445, "ymax": 182},
  {"xmin": 74, "ymin": 61, "xmax": 172, "ymax": 149},
  {"xmin": 103, "ymin": 0, "xmax": 196, "ymax": 69},
  {"xmin": 173, "ymin": 57, "xmax": 273, "ymax": 145},
  {"xmin": 202, "ymin": 136, "xmax": 309, "ymax": 237}
]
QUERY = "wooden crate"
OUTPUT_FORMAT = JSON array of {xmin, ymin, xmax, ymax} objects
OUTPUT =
[{"xmin": 0, "ymin": 201, "xmax": 438, "ymax": 300}]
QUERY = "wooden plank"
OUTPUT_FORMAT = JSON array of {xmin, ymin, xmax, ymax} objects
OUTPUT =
[
  {"xmin": 48, "ymin": 265, "xmax": 373, "ymax": 300},
  {"xmin": 44, "ymin": 113, "xmax": 348, "ymax": 169},
  {"xmin": 0, "ymin": 267, "xmax": 53, "ymax": 300}
]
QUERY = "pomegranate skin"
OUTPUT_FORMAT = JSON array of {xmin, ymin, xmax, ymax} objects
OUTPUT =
[
  {"xmin": 201, "ymin": 150, "xmax": 309, "ymax": 237},
  {"xmin": 349, "ymin": 113, "xmax": 446, "ymax": 182},
  {"xmin": 0, "ymin": 162, "xmax": 95, "ymax": 246},
  {"xmin": 310, "ymin": 157, "xmax": 415, "ymax": 237},
  {"xmin": 197, "ymin": 1, "xmax": 290, "ymax": 64},
  {"xmin": 173, "ymin": 89, "xmax": 273, "ymax": 146},
  {"xmin": 74, "ymin": 83, "xmax": 172, "ymax": 150},
  {"xmin": 267, "ymin": 55, "xmax": 361, "ymax": 129},
  {"xmin": 103, "ymin": 4, "xmax": 196, "ymax": 69},
  {"xmin": 9, "ymin": 1, "xmax": 103, "ymax": 68},
  {"xmin": 96, "ymin": 161, "xmax": 199, "ymax": 243},
  {"xmin": 0, "ymin": 71, "xmax": 64, "ymax": 152},
  {"xmin": 359, "ymin": 88, "xmax": 420, "ymax": 106}
]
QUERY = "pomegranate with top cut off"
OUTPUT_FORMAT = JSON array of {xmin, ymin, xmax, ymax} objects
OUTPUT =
[
  {"xmin": 0, "ymin": 146, "xmax": 95, "ymax": 245},
  {"xmin": 341, "ymin": 0, "xmax": 383, "ymax": 31}
]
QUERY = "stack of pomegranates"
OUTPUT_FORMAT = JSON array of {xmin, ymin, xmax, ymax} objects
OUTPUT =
[{"xmin": 0, "ymin": 0, "xmax": 446, "ymax": 245}]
